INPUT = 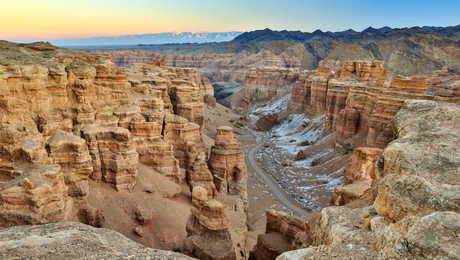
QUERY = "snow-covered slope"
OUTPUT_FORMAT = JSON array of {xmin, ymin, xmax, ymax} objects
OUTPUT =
[{"xmin": 249, "ymin": 94, "xmax": 349, "ymax": 210}]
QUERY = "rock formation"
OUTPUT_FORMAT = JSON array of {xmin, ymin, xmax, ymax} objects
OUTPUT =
[
  {"xmin": 0, "ymin": 163, "xmax": 71, "ymax": 225},
  {"xmin": 81, "ymin": 126, "xmax": 138, "ymax": 191},
  {"xmin": 232, "ymin": 67, "xmax": 300, "ymax": 111},
  {"xmin": 183, "ymin": 126, "xmax": 249, "ymax": 260},
  {"xmin": 46, "ymin": 130, "xmax": 93, "ymax": 198},
  {"xmin": 109, "ymin": 50, "xmax": 301, "ymax": 84},
  {"xmin": 244, "ymin": 67, "xmax": 300, "ymax": 89},
  {"xmin": 188, "ymin": 153, "xmax": 217, "ymax": 198},
  {"xmin": 209, "ymin": 127, "xmax": 247, "ymax": 201},
  {"xmin": 0, "ymin": 41, "xmax": 249, "ymax": 259},
  {"xmin": 373, "ymin": 100, "xmax": 460, "ymax": 222},
  {"xmin": 250, "ymin": 210, "xmax": 306, "ymax": 260},
  {"xmin": 288, "ymin": 71, "xmax": 314, "ymax": 112},
  {"xmin": 0, "ymin": 222, "xmax": 195, "ymax": 259},
  {"xmin": 184, "ymin": 186, "xmax": 236, "ymax": 260},
  {"xmin": 273, "ymin": 100, "xmax": 460, "ymax": 259},
  {"xmin": 330, "ymin": 147, "xmax": 382, "ymax": 206},
  {"xmin": 289, "ymin": 60, "xmax": 460, "ymax": 148}
]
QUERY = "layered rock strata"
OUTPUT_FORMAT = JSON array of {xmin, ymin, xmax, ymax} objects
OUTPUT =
[
  {"xmin": 289, "ymin": 60, "xmax": 460, "ymax": 148},
  {"xmin": 0, "ymin": 41, "xmax": 248, "ymax": 260},
  {"xmin": 184, "ymin": 126, "xmax": 249, "ymax": 260},
  {"xmin": 46, "ymin": 130, "xmax": 93, "ymax": 198},
  {"xmin": 208, "ymin": 127, "xmax": 248, "ymax": 201},
  {"xmin": 272, "ymin": 100, "xmax": 460, "ymax": 259},
  {"xmin": 250, "ymin": 210, "xmax": 306, "ymax": 260},
  {"xmin": 109, "ymin": 50, "xmax": 301, "ymax": 83},
  {"xmin": 184, "ymin": 187, "xmax": 236, "ymax": 260},
  {"xmin": 81, "ymin": 126, "xmax": 138, "ymax": 191},
  {"xmin": 237, "ymin": 68, "xmax": 300, "ymax": 108},
  {"xmin": 330, "ymin": 147, "xmax": 382, "ymax": 206},
  {"xmin": 0, "ymin": 163, "xmax": 71, "ymax": 225}
]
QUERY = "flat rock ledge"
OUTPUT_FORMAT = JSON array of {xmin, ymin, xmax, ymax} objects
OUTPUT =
[{"xmin": 0, "ymin": 222, "xmax": 196, "ymax": 260}]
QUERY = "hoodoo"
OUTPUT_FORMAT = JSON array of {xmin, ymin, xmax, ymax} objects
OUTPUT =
[{"xmin": 0, "ymin": 41, "xmax": 249, "ymax": 259}]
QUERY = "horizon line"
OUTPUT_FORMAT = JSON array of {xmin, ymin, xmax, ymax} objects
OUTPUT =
[{"xmin": 3, "ymin": 23, "xmax": 459, "ymax": 43}]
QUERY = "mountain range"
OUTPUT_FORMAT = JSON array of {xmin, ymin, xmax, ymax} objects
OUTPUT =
[
  {"xmin": 232, "ymin": 25, "xmax": 460, "ymax": 44},
  {"xmin": 108, "ymin": 25, "xmax": 459, "ymax": 76},
  {"xmin": 51, "ymin": 32, "xmax": 243, "ymax": 47}
]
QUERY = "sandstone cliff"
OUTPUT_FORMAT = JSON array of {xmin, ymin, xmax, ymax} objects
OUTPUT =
[
  {"xmin": 184, "ymin": 126, "xmax": 249, "ymax": 260},
  {"xmin": 250, "ymin": 210, "xmax": 306, "ymax": 260},
  {"xmin": 109, "ymin": 50, "xmax": 301, "ymax": 84},
  {"xmin": 0, "ymin": 41, "xmax": 249, "ymax": 260},
  {"xmin": 270, "ymin": 100, "xmax": 460, "ymax": 259},
  {"xmin": 289, "ymin": 60, "xmax": 460, "ymax": 149}
]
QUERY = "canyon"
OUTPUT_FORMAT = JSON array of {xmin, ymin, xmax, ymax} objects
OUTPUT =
[
  {"xmin": 238, "ymin": 59, "xmax": 459, "ymax": 259},
  {"xmin": 97, "ymin": 25, "xmax": 460, "ymax": 82},
  {"xmin": 0, "ymin": 41, "xmax": 246, "ymax": 260},
  {"xmin": 0, "ymin": 34, "xmax": 459, "ymax": 260}
]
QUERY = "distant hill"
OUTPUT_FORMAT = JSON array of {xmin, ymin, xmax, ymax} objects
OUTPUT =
[
  {"xmin": 94, "ymin": 25, "xmax": 460, "ymax": 76},
  {"xmin": 51, "ymin": 32, "xmax": 243, "ymax": 47},
  {"xmin": 231, "ymin": 25, "xmax": 460, "ymax": 44}
]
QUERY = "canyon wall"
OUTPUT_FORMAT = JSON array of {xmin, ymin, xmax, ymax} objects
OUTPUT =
[
  {"xmin": 289, "ymin": 60, "xmax": 460, "ymax": 149},
  {"xmin": 249, "ymin": 60, "xmax": 459, "ymax": 259},
  {"xmin": 258, "ymin": 100, "xmax": 460, "ymax": 260},
  {"xmin": 230, "ymin": 67, "xmax": 303, "ymax": 112},
  {"xmin": 250, "ymin": 210, "xmax": 306, "ymax": 260},
  {"xmin": 108, "ymin": 50, "xmax": 301, "ymax": 83},
  {"xmin": 0, "ymin": 41, "xmax": 248, "ymax": 260}
]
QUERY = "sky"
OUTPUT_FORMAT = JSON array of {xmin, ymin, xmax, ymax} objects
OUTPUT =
[{"xmin": 1, "ymin": 0, "xmax": 459, "ymax": 42}]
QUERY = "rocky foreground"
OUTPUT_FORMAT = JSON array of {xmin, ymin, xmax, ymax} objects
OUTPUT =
[{"xmin": 0, "ymin": 222, "xmax": 196, "ymax": 259}]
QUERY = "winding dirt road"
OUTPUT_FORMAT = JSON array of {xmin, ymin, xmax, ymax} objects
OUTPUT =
[{"xmin": 246, "ymin": 143, "xmax": 311, "ymax": 217}]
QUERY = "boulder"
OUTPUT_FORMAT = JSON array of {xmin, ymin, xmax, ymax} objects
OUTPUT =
[{"xmin": 374, "ymin": 100, "xmax": 460, "ymax": 222}]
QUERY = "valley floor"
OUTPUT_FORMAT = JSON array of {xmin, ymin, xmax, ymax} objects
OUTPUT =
[{"xmin": 206, "ymin": 96, "xmax": 351, "ymax": 250}]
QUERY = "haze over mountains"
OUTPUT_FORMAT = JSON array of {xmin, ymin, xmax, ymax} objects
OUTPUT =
[
  {"xmin": 51, "ymin": 31, "xmax": 243, "ymax": 47},
  {"xmin": 51, "ymin": 25, "xmax": 460, "ymax": 48}
]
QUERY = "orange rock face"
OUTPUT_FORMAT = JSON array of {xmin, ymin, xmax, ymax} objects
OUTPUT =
[
  {"xmin": 81, "ymin": 126, "xmax": 138, "ymax": 191},
  {"xmin": 0, "ymin": 41, "xmax": 249, "ymax": 247},
  {"xmin": 184, "ymin": 186, "xmax": 236, "ymax": 260},
  {"xmin": 330, "ymin": 147, "xmax": 382, "ymax": 205},
  {"xmin": 109, "ymin": 50, "xmax": 301, "ymax": 84},
  {"xmin": 0, "ymin": 163, "xmax": 71, "ymax": 225},
  {"xmin": 235, "ymin": 67, "xmax": 301, "ymax": 109},
  {"xmin": 310, "ymin": 75, "xmax": 331, "ymax": 114},
  {"xmin": 208, "ymin": 127, "xmax": 247, "ymax": 200},
  {"xmin": 290, "ymin": 59, "xmax": 460, "ymax": 148},
  {"xmin": 336, "ymin": 61, "xmax": 391, "ymax": 80},
  {"xmin": 188, "ymin": 153, "xmax": 217, "ymax": 198},
  {"xmin": 335, "ymin": 108, "xmax": 360, "ymax": 139},
  {"xmin": 244, "ymin": 67, "xmax": 300, "ymax": 88},
  {"xmin": 47, "ymin": 130, "xmax": 93, "ymax": 198},
  {"xmin": 288, "ymin": 71, "xmax": 314, "ymax": 112},
  {"xmin": 250, "ymin": 209, "xmax": 306, "ymax": 260}
]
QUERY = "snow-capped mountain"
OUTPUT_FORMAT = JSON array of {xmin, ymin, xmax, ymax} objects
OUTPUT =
[{"xmin": 51, "ymin": 32, "xmax": 243, "ymax": 47}]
